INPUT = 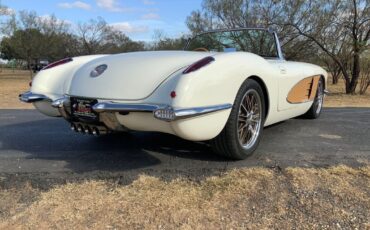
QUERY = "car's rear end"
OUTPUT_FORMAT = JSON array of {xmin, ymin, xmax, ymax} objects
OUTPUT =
[{"xmin": 20, "ymin": 51, "xmax": 234, "ymax": 141}]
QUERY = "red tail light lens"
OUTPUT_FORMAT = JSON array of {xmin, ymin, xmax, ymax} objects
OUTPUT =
[
  {"xmin": 183, "ymin": 56, "xmax": 215, "ymax": 74},
  {"xmin": 42, "ymin": 57, "xmax": 73, "ymax": 70}
]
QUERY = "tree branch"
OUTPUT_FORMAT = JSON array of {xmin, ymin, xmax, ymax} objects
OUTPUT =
[{"xmin": 287, "ymin": 23, "xmax": 350, "ymax": 81}]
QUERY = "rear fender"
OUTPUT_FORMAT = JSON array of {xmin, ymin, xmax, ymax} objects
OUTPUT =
[
  {"xmin": 31, "ymin": 55, "xmax": 107, "ymax": 100},
  {"xmin": 145, "ymin": 52, "xmax": 278, "ymax": 140}
]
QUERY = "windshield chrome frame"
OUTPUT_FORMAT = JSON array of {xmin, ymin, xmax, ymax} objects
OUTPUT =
[{"xmin": 184, "ymin": 27, "xmax": 285, "ymax": 60}]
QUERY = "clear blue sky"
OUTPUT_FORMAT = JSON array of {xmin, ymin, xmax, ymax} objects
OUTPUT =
[{"xmin": 2, "ymin": 0, "xmax": 202, "ymax": 41}]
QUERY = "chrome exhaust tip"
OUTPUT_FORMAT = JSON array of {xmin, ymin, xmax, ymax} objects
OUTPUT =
[
  {"xmin": 92, "ymin": 127, "xmax": 100, "ymax": 136},
  {"xmin": 71, "ymin": 123, "xmax": 108, "ymax": 136},
  {"xmin": 77, "ymin": 124, "xmax": 83, "ymax": 133},
  {"xmin": 84, "ymin": 126, "xmax": 91, "ymax": 134}
]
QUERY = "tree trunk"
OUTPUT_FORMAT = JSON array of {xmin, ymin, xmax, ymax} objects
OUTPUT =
[
  {"xmin": 332, "ymin": 76, "xmax": 338, "ymax": 84},
  {"xmin": 332, "ymin": 70, "xmax": 340, "ymax": 84},
  {"xmin": 27, "ymin": 58, "xmax": 33, "ymax": 80},
  {"xmin": 346, "ymin": 79, "xmax": 358, "ymax": 94},
  {"xmin": 29, "ymin": 67, "xmax": 33, "ymax": 79},
  {"xmin": 346, "ymin": 53, "xmax": 361, "ymax": 94}
]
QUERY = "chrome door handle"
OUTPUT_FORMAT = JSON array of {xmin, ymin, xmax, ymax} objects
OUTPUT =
[{"xmin": 279, "ymin": 66, "xmax": 287, "ymax": 74}]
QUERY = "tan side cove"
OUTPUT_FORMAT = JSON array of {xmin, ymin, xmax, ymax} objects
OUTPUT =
[{"xmin": 287, "ymin": 75, "xmax": 320, "ymax": 104}]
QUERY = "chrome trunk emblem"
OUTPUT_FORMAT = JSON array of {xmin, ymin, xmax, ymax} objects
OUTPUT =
[{"xmin": 90, "ymin": 64, "xmax": 108, "ymax": 78}]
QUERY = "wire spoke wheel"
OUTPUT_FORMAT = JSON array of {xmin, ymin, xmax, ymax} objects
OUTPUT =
[
  {"xmin": 302, "ymin": 77, "xmax": 324, "ymax": 119},
  {"xmin": 237, "ymin": 89, "xmax": 262, "ymax": 150},
  {"xmin": 315, "ymin": 80, "xmax": 324, "ymax": 115},
  {"xmin": 211, "ymin": 79, "xmax": 265, "ymax": 160}
]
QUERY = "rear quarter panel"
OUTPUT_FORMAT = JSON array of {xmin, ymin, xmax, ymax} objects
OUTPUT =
[
  {"xmin": 145, "ymin": 52, "xmax": 281, "ymax": 140},
  {"xmin": 31, "ymin": 55, "xmax": 107, "ymax": 100},
  {"xmin": 29, "ymin": 55, "xmax": 107, "ymax": 117},
  {"xmin": 170, "ymin": 52, "xmax": 279, "ymax": 110}
]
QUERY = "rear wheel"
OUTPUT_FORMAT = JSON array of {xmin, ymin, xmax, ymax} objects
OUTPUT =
[
  {"xmin": 211, "ymin": 79, "xmax": 265, "ymax": 160},
  {"xmin": 302, "ymin": 78, "xmax": 324, "ymax": 119}
]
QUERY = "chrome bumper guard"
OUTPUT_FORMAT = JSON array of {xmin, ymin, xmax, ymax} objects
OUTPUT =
[
  {"xmin": 19, "ymin": 91, "xmax": 50, "ymax": 103},
  {"xmin": 51, "ymin": 96, "xmax": 232, "ymax": 122}
]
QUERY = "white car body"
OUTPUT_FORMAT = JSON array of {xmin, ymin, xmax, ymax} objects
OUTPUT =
[{"xmin": 20, "ymin": 29, "xmax": 327, "ymax": 148}]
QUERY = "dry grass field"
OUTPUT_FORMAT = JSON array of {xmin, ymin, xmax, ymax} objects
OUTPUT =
[
  {"xmin": 0, "ymin": 166, "xmax": 369, "ymax": 229},
  {"xmin": 0, "ymin": 69, "xmax": 369, "ymax": 229},
  {"xmin": 325, "ymin": 78, "xmax": 370, "ymax": 107},
  {"xmin": 0, "ymin": 69, "xmax": 33, "ymax": 109}
]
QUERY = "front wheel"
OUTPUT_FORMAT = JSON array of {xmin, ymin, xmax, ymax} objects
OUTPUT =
[
  {"xmin": 302, "ymin": 78, "xmax": 324, "ymax": 119},
  {"xmin": 211, "ymin": 79, "xmax": 265, "ymax": 160}
]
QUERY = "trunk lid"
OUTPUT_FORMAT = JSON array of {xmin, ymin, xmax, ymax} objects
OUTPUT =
[{"xmin": 68, "ymin": 51, "xmax": 211, "ymax": 100}]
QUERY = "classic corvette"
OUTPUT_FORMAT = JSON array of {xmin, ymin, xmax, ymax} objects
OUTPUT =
[{"xmin": 19, "ymin": 28, "xmax": 327, "ymax": 160}]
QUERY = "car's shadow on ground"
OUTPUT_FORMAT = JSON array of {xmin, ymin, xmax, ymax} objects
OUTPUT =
[
  {"xmin": 0, "ymin": 117, "xmax": 232, "ymax": 187},
  {"xmin": 1, "ymin": 108, "xmax": 369, "ymax": 188}
]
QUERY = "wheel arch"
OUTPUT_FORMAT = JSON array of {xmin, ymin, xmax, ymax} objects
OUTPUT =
[
  {"xmin": 320, "ymin": 74, "xmax": 326, "ymax": 90},
  {"xmin": 247, "ymin": 75, "xmax": 270, "ymax": 120}
]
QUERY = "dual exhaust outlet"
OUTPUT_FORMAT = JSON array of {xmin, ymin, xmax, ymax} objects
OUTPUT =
[{"xmin": 70, "ymin": 123, "xmax": 109, "ymax": 136}]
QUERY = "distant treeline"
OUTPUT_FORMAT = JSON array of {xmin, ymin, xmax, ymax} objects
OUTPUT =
[{"xmin": 0, "ymin": 12, "xmax": 187, "ymax": 68}]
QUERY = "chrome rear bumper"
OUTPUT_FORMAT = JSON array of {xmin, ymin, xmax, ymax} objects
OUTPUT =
[
  {"xmin": 19, "ymin": 92, "xmax": 232, "ymax": 122},
  {"xmin": 93, "ymin": 102, "xmax": 160, "ymax": 113},
  {"xmin": 93, "ymin": 102, "xmax": 232, "ymax": 121},
  {"xmin": 19, "ymin": 91, "xmax": 50, "ymax": 103}
]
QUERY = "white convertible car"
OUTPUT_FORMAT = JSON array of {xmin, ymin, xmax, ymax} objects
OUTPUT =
[{"xmin": 20, "ymin": 28, "xmax": 327, "ymax": 159}]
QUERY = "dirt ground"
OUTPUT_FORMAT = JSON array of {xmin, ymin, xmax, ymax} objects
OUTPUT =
[
  {"xmin": 0, "ymin": 69, "xmax": 369, "ymax": 109},
  {"xmin": 0, "ymin": 69, "xmax": 33, "ymax": 109},
  {"xmin": 0, "ymin": 69, "xmax": 369, "ymax": 229},
  {"xmin": 325, "ymin": 78, "xmax": 370, "ymax": 107}
]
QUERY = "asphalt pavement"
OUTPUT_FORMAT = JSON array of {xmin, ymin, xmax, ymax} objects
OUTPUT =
[{"xmin": 0, "ymin": 108, "xmax": 369, "ymax": 187}]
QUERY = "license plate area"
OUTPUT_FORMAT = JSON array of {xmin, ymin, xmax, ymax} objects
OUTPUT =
[{"xmin": 71, "ymin": 98, "xmax": 99, "ymax": 121}]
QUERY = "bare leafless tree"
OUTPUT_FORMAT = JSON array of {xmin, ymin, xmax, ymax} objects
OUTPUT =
[
  {"xmin": 284, "ymin": 0, "xmax": 370, "ymax": 94},
  {"xmin": 75, "ymin": 17, "xmax": 145, "ymax": 55},
  {"xmin": 76, "ymin": 17, "xmax": 111, "ymax": 54},
  {"xmin": 322, "ymin": 57, "xmax": 342, "ymax": 84}
]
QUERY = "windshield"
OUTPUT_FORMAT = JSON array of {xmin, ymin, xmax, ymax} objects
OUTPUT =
[{"xmin": 185, "ymin": 29, "xmax": 279, "ymax": 58}]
